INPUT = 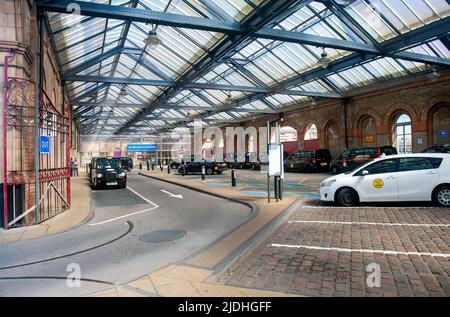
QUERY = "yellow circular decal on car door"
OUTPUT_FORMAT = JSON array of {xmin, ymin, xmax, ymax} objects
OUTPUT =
[{"xmin": 373, "ymin": 178, "xmax": 384, "ymax": 189}]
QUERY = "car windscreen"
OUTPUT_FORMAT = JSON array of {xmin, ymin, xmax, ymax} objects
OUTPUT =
[
  {"xmin": 381, "ymin": 147, "xmax": 397, "ymax": 155},
  {"xmin": 315, "ymin": 150, "xmax": 331, "ymax": 160},
  {"xmin": 97, "ymin": 158, "xmax": 121, "ymax": 169}
]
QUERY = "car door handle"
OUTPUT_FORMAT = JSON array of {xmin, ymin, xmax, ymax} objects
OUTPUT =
[
  {"xmin": 386, "ymin": 176, "xmax": 396, "ymax": 180},
  {"xmin": 426, "ymin": 171, "xmax": 436, "ymax": 175}
]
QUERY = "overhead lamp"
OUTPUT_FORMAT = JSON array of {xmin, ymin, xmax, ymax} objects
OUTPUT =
[
  {"xmin": 119, "ymin": 85, "xmax": 128, "ymax": 97},
  {"xmin": 318, "ymin": 48, "xmax": 332, "ymax": 69},
  {"xmin": 226, "ymin": 91, "xmax": 233, "ymax": 103},
  {"xmin": 144, "ymin": 26, "xmax": 163, "ymax": 49}
]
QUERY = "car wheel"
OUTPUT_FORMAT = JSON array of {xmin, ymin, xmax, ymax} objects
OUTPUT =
[
  {"xmin": 122, "ymin": 183, "xmax": 127, "ymax": 189},
  {"xmin": 206, "ymin": 168, "xmax": 213, "ymax": 175},
  {"xmin": 305, "ymin": 165, "xmax": 312, "ymax": 173},
  {"xmin": 433, "ymin": 185, "xmax": 450, "ymax": 207},
  {"xmin": 331, "ymin": 166, "xmax": 339, "ymax": 174},
  {"xmin": 336, "ymin": 188, "xmax": 358, "ymax": 207}
]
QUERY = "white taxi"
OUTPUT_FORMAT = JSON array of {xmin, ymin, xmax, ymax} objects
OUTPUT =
[{"xmin": 320, "ymin": 154, "xmax": 450, "ymax": 207}]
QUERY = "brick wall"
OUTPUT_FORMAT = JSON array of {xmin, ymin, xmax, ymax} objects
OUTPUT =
[{"xmin": 245, "ymin": 72, "xmax": 450, "ymax": 157}]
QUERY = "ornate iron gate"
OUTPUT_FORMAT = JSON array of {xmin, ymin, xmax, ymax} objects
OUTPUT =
[{"xmin": 3, "ymin": 77, "xmax": 70, "ymax": 228}]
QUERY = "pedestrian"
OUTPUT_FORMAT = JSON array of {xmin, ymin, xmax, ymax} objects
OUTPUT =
[
  {"xmin": 70, "ymin": 158, "xmax": 75, "ymax": 177},
  {"xmin": 74, "ymin": 158, "xmax": 79, "ymax": 176}
]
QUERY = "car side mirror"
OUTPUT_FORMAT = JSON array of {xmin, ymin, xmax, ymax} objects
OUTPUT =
[{"xmin": 362, "ymin": 170, "xmax": 369, "ymax": 176}]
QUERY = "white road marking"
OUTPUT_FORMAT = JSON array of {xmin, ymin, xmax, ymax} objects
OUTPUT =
[
  {"xmin": 288, "ymin": 220, "xmax": 450, "ymax": 228},
  {"xmin": 89, "ymin": 186, "xmax": 159, "ymax": 226},
  {"xmin": 270, "ymin": 243, "xmax": 450, "ymax": 258},
  {"xmin": 160, "ymin": 189, "xmax": 183, "ymax": 199}
]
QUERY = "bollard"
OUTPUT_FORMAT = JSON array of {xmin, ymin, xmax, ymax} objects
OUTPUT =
[
  {"xmin": 231, "ymin": 169, "xmax": 237, "ymax": 187},
  {"xmin": 139, "ymin": 162, "xmax": 142, "ymax": 170},
  {"xmin": 147, "ymin": 162, "xmax": 150, "ymax": 171},
  {"xmin": 182, "ymin": 164, "xmax": 185, "ymax": 177},
  {"xmin": 160, "ymin": 163, "xmax": 163, "ymax": 172},
  {"xmin": 201, "ymin": 165, "xmax": 206, "ymax": 180},
  {"xmin": 152, "ymin": 163, "xmax": 155, "ymax": 171},
  {"xmin": 167, "ymin": 163, "xmax": 170, "ymax": 174}
]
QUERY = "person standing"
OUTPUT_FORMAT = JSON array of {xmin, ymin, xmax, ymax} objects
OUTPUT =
[
  {"xmin": 74, "ymin": 158, "xmax": 79, "ymax": 176},
  {"xmin": 70, "ymin": 158, "xmax": 75, "ymax": 177}
]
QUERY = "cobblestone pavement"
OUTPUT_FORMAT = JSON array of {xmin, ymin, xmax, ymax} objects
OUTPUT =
[{"xmin": 226, "ymin": 205, "xmax": 450, "ymax": 297}]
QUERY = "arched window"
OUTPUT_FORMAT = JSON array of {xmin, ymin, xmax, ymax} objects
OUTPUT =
[
  {"xmin": 304, "ymin": 123, "xmax": 318, "ymax": 140},
  {"xmin": 280, "ymin": 126, "xmax": 297, "ymax": 142},
  {"xmin": 393, "ymin": 114, "xmax": 412, "ymax": 154},
  {"xmin": 360, "ymin": 115, "xmax": 377, "ymax": 147}
]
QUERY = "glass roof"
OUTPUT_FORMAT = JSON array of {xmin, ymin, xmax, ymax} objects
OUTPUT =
[{"xmin": 43, "ymin": 0, "xmax": 450, "ymax": 135}]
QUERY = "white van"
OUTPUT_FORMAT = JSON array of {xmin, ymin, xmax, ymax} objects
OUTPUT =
[{"xmin": 320, "ymin": 154, "xmax": 450, "ymax": 207}]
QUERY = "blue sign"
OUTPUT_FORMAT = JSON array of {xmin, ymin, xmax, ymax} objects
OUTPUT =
[
  {"xmin": 439, "ymin": 130, "xmax": 448, "ymax": 138},
  {"xmin": 126, "ymin": 144, "xmax": 157, "ymax": 151},
  {"xmin": 40, "ymin": 135, "xmax": 50, "ymax": 154}
]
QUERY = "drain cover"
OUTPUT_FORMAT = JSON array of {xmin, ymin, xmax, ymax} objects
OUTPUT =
[{"xmin": 139, "ymin": 230, "xmax": 186, "ymax": 244}]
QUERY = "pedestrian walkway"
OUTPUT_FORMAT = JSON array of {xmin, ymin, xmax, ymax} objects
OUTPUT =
[
  {"xmin": 90, "ymin": 264, "xmax": 299, "ymax": 297},
  {"xmin": 0, "ymin": 177, "xmax": 91, "ymax": 244}
]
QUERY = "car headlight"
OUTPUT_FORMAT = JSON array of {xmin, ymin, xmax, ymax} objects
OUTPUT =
[
  {"xmin": 97, "ymin": 173, "xmax": 103, "ymax": 178},
  {"xmin": 118, "ymin": 172, "xmax": 126, "ymax": 178},
  {"xmin": 321, "ymin": 179, "xmax": 336, "ymax": 188}
]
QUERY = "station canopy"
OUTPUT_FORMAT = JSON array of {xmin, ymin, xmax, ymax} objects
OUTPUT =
[{"xmin": 38, "ymin": 0, "xmax": 450, "ymax": 135}]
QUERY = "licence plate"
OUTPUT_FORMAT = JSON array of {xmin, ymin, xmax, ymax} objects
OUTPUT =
[
  {"xmin": 107, "ymin": 182, "xmax": 117, "ymax": 186},
  {"xmin": 321, "ymin": 163, "xmax": 327, "ymax": 166}
]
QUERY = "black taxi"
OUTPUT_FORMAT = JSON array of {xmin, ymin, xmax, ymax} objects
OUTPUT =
[{"xmin": 89, "ymin": 157, "xmax": 127, "ymax": 189}]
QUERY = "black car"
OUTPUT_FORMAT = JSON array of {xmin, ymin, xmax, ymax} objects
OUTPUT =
[
  {"xmin": 284, "ymin": 149, "xmax": 332, "ymax": 173},
  {"xmin": 422, "ymin": 144, "xmax": 450, "ymax": 153},
  {"xmin": 330, "ymin": 146, "xmax": 397, "ymax": 174},
  {"xmin": 177, "ymin": 161, "xmax": 225, "ymax": 175},
  {"xmin": 120, "ymin": 157, "xmax": 133, "ymax": 171},
  {"xmin": 89, "ymin": 157, "xmax": 127, "ymax": 189},
  {"xmin": 229, "ymin": 152, "xmax": 259, "ymax": 169}
]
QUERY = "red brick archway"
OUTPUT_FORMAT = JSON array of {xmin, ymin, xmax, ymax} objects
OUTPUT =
[{"xmin": 427, "ymin": 102, "xmax": 450, "ymax": 145}]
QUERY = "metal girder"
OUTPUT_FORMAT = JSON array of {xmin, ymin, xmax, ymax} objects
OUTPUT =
[
  {"xmin": 153, "ymin": 17, "xmax": 450, "ymax": 134},
  {"xmin": 256, "ymin": 28, "xmax": 450, "ymax": 66},
  {"xmin": 65, "ymin": 75, "xmax": 345, "ymax": 97},
  {"xmin": 62, "ymin": 47, "xmax": 143, "ymax": 80},
  {"xmin": 125, "ymin": 53, "xmax": 171, "ymax": 80},
  {"xmin": 72, "ymin": 83, "xmax": 108, "ymax": 103},
  {"xmin": 39, "ymin": 0, "xmax": 450, "ymax": 67},
  {"xmin": 439, "ymin": 35, "xmax": 450, "ymax": 51},
  {"xmin": 74, "ymin": 102, "xmax": 147, "ymax": 109},
  {"xmin": 37, "ymin": 0, "xmax": 243, "ymax": 33}
]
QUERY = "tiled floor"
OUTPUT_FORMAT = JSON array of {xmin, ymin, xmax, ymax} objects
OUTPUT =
[{"xmin": 226, "ymin": 206, "xmax": 450, "ymax": 297}]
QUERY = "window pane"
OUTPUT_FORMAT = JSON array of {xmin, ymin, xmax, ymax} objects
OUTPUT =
[
  {"xmin": 398, "ymin": 158, "xmax": 434, "ymax": 172},
  {"xmin": 366, "ymin": 159, "xmax": 397, "ymax": 174}
]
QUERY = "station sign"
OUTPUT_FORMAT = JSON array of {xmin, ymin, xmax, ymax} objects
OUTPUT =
[
  {"xmin": 126, "ymin": 144, "xmax": 157, "ymax": 151},
  {"xmin": 439, "ymin": 130, "xmax": 448, "ymax": 138},
  {"xmin": 40, "ymin": 135, "xmax": 50, "ymax": 154},
  {"xmin": 268, "ymin": 143, "xmax": 284, "ymax": 178}
]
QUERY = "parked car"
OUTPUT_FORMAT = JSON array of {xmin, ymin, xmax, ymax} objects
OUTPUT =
[
  {"xmin": 284, "ymin": 149, "xmax": 332, "ymax": 173},
  {"xmin": 120, "ymin": 157, "xmax": 133, "ymax": 171},
  {"xmin": 228, "ymin": 152, "xmax": 259, "ymax": 169},
  {"xmin": 422, "ymin": 144, "xmax": 450, "ymax": 153},
  {"xmin": 320, "ymin": 154, "xmax": 450, "ymax": 207},
  {"xmin": 177, "ymin": 161, "xmax": 225, "ymax": 175},
  {"xmin": 330, "ymin": 146, "xmax": 397, "ymax": 174},
  {"xmin": 89, "ymin": 157, "xmax": 127, "ymax": 189}
]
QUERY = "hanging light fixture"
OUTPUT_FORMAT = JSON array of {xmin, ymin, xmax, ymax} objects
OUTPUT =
[
  {"xmin": 318, "ymin": 47, "xmax": 332, "ymax": 69},
  {"xmin": 119, "ymin": 85, "xmax": 128, "ymax": 97},
  {"xmin": 144, "ymin": 25, "xmax": 163, "ymax": 49},
  {"xmin": 226, "ymin": 91, "xmax": 233, "ymax": 103}
]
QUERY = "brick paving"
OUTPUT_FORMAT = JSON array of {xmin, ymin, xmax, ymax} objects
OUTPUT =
[{"xmin": 226, "ymin": 206, "xmax": 450, "ymax": 297}]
